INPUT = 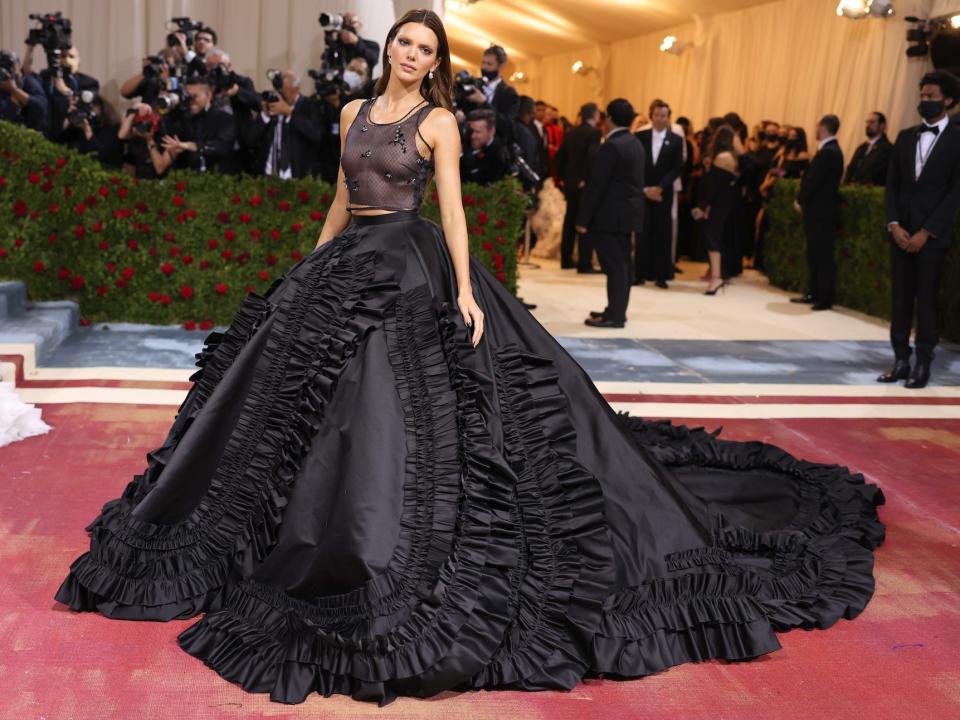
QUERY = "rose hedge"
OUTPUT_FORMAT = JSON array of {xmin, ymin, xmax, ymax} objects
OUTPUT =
[
  {"xmin": 0, "ymin": 121, "xmax": 525, "ymax": 327},
  {"xmin": 765, "ymin": 179, "xmax": 960, "ymax": 341}
]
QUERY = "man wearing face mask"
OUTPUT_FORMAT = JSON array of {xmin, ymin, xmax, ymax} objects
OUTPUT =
[
  {"xmin": 844, "ymin": 112, "xmax": 893, "ymax": 186},
  {"xmin": 879, "ymin": 70, "xmax": 960, "ymax": 389},
  {"xmin": 339, "ymin": 12, "xmax": 380, "ymax": 72},
  {"xmin": 247, "ymin": 70, "xmax": 323, "ymax": 179},
  {"xmin": 462, "ymin": 45, "xmax": 519, "ymax": 144},
  {"xmin": 342, "ymin": 57, "xmax": 374, "ymax": 102}
]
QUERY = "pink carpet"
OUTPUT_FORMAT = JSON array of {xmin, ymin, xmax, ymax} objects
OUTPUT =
[{"xmin": 2, "ymin": 403, "xmax": 958, "ymax": 719}]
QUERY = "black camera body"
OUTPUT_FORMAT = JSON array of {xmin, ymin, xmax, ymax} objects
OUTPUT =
[
  {"xmin": 143, "ymin": 55, "xmax": 166, "ymax": 79},
  {"xmin": 167, "ymin": 17, "xmax": 204, "ymax": 49},
  {"xmin": 26, "ymin": 12, "xmax": 73, "ymax": 79},
  {"xmin": 209, "ymin": 63, "xmax": 236, "ymax": 92},
  {"xmin": 0, "ymin": 50, "xmax": 17, "ymax": 83},
  {"xmin": 454, "ymin": 70, "xmax": 484, "ymax": 108},
  {"xmin": 67, "ymin": 89, "xmax": 97, "ymax": 127},
  {"xmin": 261, "ymin": 68, "xmax": 283, "ymax": 104}
]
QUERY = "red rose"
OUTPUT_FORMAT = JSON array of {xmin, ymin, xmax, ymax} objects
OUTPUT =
[
  {"xmin": 75, "ymin": 225, "xmax": 85, "ymax": 239},
  {"xmin": 200, "ymin": 259, "xmax": 210, "ymax": 269},
  {"xmin": 0, "ymin": 176, "xmax": 6, "ymax": 186},
  {"xmin": 114, "ymin": 277, "xmax": 128, "ymax": 288},
  {"xmin": 127, "ymin": 239, "xmax": 139, "ymax": 250},
  {"xmin": 0, "ymin": 248, "xmax": 7, "ymax": 258},
  {"xmin": 28, "ymin": 171, "xmax": 41, "ymax": 184},
  {"xmin": 185, "ymin": 209, "xmax": 197, "ymax": 219},
  {"xmin": 231, "ymin": 195, "xmax": 242, "ymax": 205},
  {"xmin": 71, "ymin": 274, "xmax": 85, "ymax": 289},
  {"xmin": 269, "ymin": 229, "xmax": 281, "ymax": 240},
  {"xmin": 179, "ymin": 285, "xmax": 194, "ymax": 299},
  {"xmin": 42, "ymin": 166, "xmax": 52, "ymax": 177},
  {"xmin": 217, "ymin": 211, "xmax": 230, "ymax": 223},
  {"xmin": 48, "ymin": 203, "xmax": 60, "ymax": 213},
  {"xmin": 175, "ymin": 181, "xmax": 186, "ymax": 192},
  {"xmin": 200, "ymin": 319, "xmax": 214, "ymax": 330},
  {"xmin": 148, "ymin": 290, "xmax": 160, "ymax": 301},
  {"xmin": 113, "ymin": 209, "xmax": 126, "ymax": 219},
  {"xmin": 160, "ymin": 262, "xmax": 175, "ymax": 275},
  {"xmin": 291, "ymin": 222, "xmax": 303, "ymax": 233},
  {"xmin": 239, "ymin": 212, "xmax": 252, "ymax": 224},
  {"xmin": 482, "ymin": 241, "xmax": 493, "ymax": 251},
  {"xmin": 291, "ymin": 250, "xmax": 303, "ymax": 260},
  {"xmin": 85, "ymin": 195, "xmax": 98, "ymax": 207},
  {"xmin": 495, "ymin": 219, "xmax": 506, "ymax": 229},
  {"xmin": 97, "ymin": 285, "xmax": 107, "ymax": 296},
  {"xmin": 215, "ymin": 283, "xmax": 228, "ymax": 294},
  {"xmin": 40, "ymin": 181, "xmax": 53, "ymax": 193},
  {"xmin": 278, "ymin": 200, "xmax": 291, "ymax": 212},
  {"xmin": 109, "ymin": 176, "xmax": 121, "ymax": 185},
  {"xmin": 160, "ymin": 294, "xmax": 171, "ymax": 305},
  {"xmin": 13, "ymin": 200, "xmax": 28, "ymax": 217},
  {"xmin": 267, "ymin": 186, "xmax": 280, "ymax": 198},
  {"xmin": 237, "ymin": 252, "xmax": 250, "ymax": 264},
  {"xmin": 181, "ymin": 254, "xmax": 193, "ymax": 265},
  {"xmin": 310, "ymin": 210, "xmax": 324, "ymax": 221},
  {"xmin": 169, "ymin": 246, "xmax": 180, "ymax": 256},
  {"xmin": 15, "ymin": 238, "xmax": 24, "ymax": 247},
  {"xmin": 98, "ymin": 240, "xmax": 109, "ymax": 250},
  {"xmin": 299, "ymin": 191, "xmax": 311, "ymax": 203},
  {"xmin": 121, "ymin": 266, "xmax": 135, "ymax": 279},
  {"xmin": 495, "ymin": 271, "xmax": 507, "ymax": 282},
  {"xmin": 222, "ymin": 249, "xmax": 233, "ymax": 260},
  {"xmin": 92, "ymin": 222, "xmax": 103, "ymax": 232},
  {"xmin": 266, "ymin": 254, "xmax": 278, "ymax": 266},
  {"xmin": 258, "ymin": 270, "xmax": 270, "ymax": 280},
  {"xmin": 158, "ymin": 209, "xmax": 168, "ymax": 219},
  {"xmin": 249, "ymin": 228, "xmax": 263, "ymax": 241},
  {"xmin": 477, "ymin": 211, "xmax": 489, "ymax": 225},
  {"xmin": 58, "ymin": 267, "xmax": 70, "ymax": 280},
  {"xmin": 148, "ymin": 247, "xmax": 157, "ymax": 257},
  {"xmin": 224, "ymin": 229, "xmax": 237, "ymax": 241},
  {"xmin": 136, "ymin": 202, "xmax": 148, "ymax": 213},
  {"xmin": 80, "ymin": 317, "xmax": 90, "ymax": 326},
  {"xmin": 47, "ymin": 232, "xmax": 57, "ymax": 245},
  {"xmin": 172, "ymin": 195, "xmax": 185, "ymax": 207},
  {"xmin": 33, "ymin": 260, "xmax": 45, "ymax": 273},
  {"xmin": 98, "ymin": 186, "xmax": 110, "ymax": 197},
  {"xmin": 106, "ymin": 262, "xmax": 117, "ymax": 272},
  {"xmin": 175, "ymin": 212, "xmax": 186, "ymax": 224},
  {"xmin": 495, "ymin": 235, "xmax": 505, "ymax": 245},
  {"xmin": 249, "ymin": 195, "xmax": 263, "ymax": 206},
  {"xmin": 118, "ymin": 187, "xmax": 129, "ymax": 199},
  {"xmin": 30, "ymin": 210, "xmax": 41, "ymax": 220},
  {"xmin": 207, "ymin": 238, "xmax": 219, "ymax": 252},
  {"xmin": 55, "ymin": 157, "xmax": 67, "ymax": 168},
  {"xmin": 463, "ymin": 194, "xmax": 475, "ymax": 206},
  {"xmin": 184, "ymin": 319, "xmax": 197, "ymax": 330},
  {"xmin": 321, "ymin": 192, "xmax": 332, "ymax": 204}
]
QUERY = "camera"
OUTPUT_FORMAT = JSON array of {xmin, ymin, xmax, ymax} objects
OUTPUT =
[
  {"xmin": 209, "ymin": 63, "xmax": 236, "ymax": 92},
  {"xmin": 318, "ymin": 12, "xmax": 356, "ymax": 34},
  {"xmin": 261, "ymin": 68, "xmax": 283, "ymax": 103},
  {"xmin": 167, "ymin": 17, "xmax": 204, "ymax": 50},
  {"xmin": 0, "ymin": 50, "xmax": 16, "ymax": 83},
  {"xmin": 454, "ymin": 70, "xmax": 485, "ymax": 108},
  {"xmin": 143, "ymin": 55, "xmax": 166, "ymax": 79},
  {"xmin": 67, "ymin": 89, "xmax": 97, "ymax": 127},
  {"xmin": 25, "ymin": 12, "xmax": 73, "ymax": 79},
  {"xmin": 310, "ymin": 13, "xmax": 352, "ymax": 95},
  {"xmin": 507, "ymin": 141, "xmax": 541, "ymax": 189}
]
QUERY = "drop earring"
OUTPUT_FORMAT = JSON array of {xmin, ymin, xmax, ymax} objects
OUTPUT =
[{"xmin": 428, "ymin": 69, "xmax": 434, "ymax": 79}]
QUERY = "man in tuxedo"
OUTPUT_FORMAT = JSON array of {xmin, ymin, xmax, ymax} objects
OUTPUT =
[
  {"xmin": 634, "ymin": 100, "xmax": 683, "ymax": 288},
  {"xmin": 792, "ymin": 114, "xmax": 844, "ymax": 310},
  {"xmin": 879, "ymin": 70, "xmax": 960, "ymax": 389},
  {"xmin": 460, "ymin": 108, "xmax": 511, "ymax": 185},
  {"xmin": 844, "ymin": 112, "xmax": 893, "ymax": 186},
  {"xmin": 246, "ymin": 70, "xmax": 324, "ymax": 178},
  {"xmin": 461, "ymin": 45, "xmax": 519, "ymax": 144},
  {"xmin": 556, "ymin": 102, "xmax": 602, "ymax": 272},
  {"xmin": 575, "ymin": 99, "xmax": 646, "ymax": 328}
]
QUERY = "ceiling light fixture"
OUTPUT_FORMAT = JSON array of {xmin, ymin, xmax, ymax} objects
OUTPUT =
[{"xmin": 659, "ymin": 35, "xmax": 689, "ymax": 54}]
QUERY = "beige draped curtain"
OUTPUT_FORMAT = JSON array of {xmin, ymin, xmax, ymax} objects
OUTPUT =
[{"xmin": 526, "ymin": 0, "xmax": 950, "ymax": 158}]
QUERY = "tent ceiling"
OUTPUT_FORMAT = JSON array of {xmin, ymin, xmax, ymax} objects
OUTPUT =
[{"xmin": 445, "ymin": 0, "xmax": 775, "ymax": 70}]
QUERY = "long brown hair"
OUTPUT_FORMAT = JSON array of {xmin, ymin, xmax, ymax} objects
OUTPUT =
[{"xmin": 373, "ymin": 9, "xmax": 453, "ymax": 111}]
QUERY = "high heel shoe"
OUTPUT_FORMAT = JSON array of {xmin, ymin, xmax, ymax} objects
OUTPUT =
[{"xmin": 704, "ymin": 280, "xmax": 727, "ymax": 296}]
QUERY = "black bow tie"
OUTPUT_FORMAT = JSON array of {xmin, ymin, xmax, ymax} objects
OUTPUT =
[{"xmin": 919, "ymin": 125, "xmax": 940, "ymax": 136}]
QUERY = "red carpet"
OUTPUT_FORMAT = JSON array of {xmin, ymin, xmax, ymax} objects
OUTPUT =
[{"xmin": 2, "ymin": 403, "xmax": 958, "ymax": 719}]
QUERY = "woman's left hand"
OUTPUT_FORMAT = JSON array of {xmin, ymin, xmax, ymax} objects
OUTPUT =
[{"xmin": 458, "ymin": 291, "xmax": 485, "ymax": 348}]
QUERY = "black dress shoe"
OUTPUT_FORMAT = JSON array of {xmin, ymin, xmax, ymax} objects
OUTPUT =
[
  {"xmin": 655, "ymin": 279, "xmax": 668, "ymax": 289},
  {"xmin": 905, "ymin": 362, "xmax": 931, "ymax": 389},
  {"xmin": 584, "ymin": 317, "xmax": 625, "ymax": 328},
  {"xmin": 877, "ymin": 360, "xmax": 910, "ymax": 383},
  {"xmin": 811, "ymin": 303, "xmax": 832, "ymax": 311},
  {"xmin": 577, "ymin": 267, "xmax": 602, "ymax": 274},
  {"xmin": 560, "ymin": 261, "xmax": 576, "ymax": 269},
  {"xmin": 589, "ymin": 310, "xmax": 607, "ymax": 318},
  {"xmin": 790, "ymin": 294, "xmax": 815, "ymax": 304},
  {"xmin": 673, "ymin": 265, "xmax": 684, "ymax": 274},
  {"xmin": 631, "ymin": 279, "xmax": 646, "ymax": 286}
]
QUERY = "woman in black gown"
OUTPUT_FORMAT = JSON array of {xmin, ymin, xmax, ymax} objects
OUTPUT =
[
  {"xmin": 54, "ymin": 10, "xmax": 885, "ymax": 706},
  {"xmin": 694, "ymin": 125, "xmax": 740, "ymax": 294}
]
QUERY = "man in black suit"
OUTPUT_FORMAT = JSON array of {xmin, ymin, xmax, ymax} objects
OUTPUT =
[
  {"xmin": 246, "ymin": 70, "xmax": 324, "ymax": 178},
  {"xmin": 556, "ymin": 102, "xmax": 602, "ymax": 272},
  {"xmin": 461, "ymin": 45, "xmax": 519, "ymax": 144},
  {"xmin": 844, "ymin": 111, "xmax": 893, "ymax": 186},
  {"xmin": 792, "ymin": 114, "xmax": 844, "ymax": 310},
  {"xmin": 634, "ymin": 99, "xmax": 683, "ymax": 288},
  {"xmin": 460, "ymin": 108, "xmax": 511, "ymax": 185},
  {"xmin": 576, "ymin": 99, "xmax": 646, "ymax": 328},
  {"xmin": 879, "ymin": 70, "xmax": 960, "ymax": 389}
]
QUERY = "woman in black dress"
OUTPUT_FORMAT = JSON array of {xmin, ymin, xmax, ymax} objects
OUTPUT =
[
  {"xmin": 54, "ymin": 10, "xmax": 885, "ymax": 707},
  {"xmin": 693, "ymin": 125, "xmax": 740, "ymax": 294}
]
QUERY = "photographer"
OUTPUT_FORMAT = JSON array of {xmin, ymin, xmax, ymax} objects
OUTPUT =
[
  {"xmin": 343, "ymin": 57, "xmax": 374, "ymax": 103},
  {"xmin": 62, "ymin": 94, "xmax": 123, "ymax": 167},
  {"xmin": 120, "ymin": 48, "xmax": 180, "ymax": 104},
  {"xmin": 150, "ymin": 75, "xmax": 237, "ymax": 175},
  {"xmin": 247, "ymin": 70, "xmax": 323, "ymax": 179},
  {"xmin": 460, "ymin": 45, "xmax": 519, "ymax": 144},
  {"xmin": 0, "ymin": 49, "xmax": 48, "ymax": 132},
  {"xmin": 313, "ymin": 81, "xmax": 343, "ymax": 183},
  {"xmin": 460, "ymin": 108, "xmax": 510, "ymax": 185},
  {"xmin": 168, "ymin": 24, "xmax": 217, "ymax": 77},
  {"xmin": 30, "ymin": 44, "xmax": 100, "ymax": 142},
  {"xmin": 118, "ymin": 102, "xmax": 165, "ymax": 178},
  {"xmin": 205, "ymin": 48, "xmax": 259, "ymax": 172},
  {"xmin": 337, "ymin": 12, "xmax": 380, "ymax": 71}
]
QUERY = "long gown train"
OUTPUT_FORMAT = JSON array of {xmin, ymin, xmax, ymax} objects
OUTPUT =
[{"xmin": 54, "ymin": 210, "xmax": 885, "ymax": 705}]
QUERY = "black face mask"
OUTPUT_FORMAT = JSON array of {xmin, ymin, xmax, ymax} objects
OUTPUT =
[
  {"xmin": 785, "ymin": 139, "xmax": 798, "ymax": 150},
  {"xmin": 918, "ymin": 99, "xmax": 945, "ymax": 122},
  {"xmin": 865, "ymin": 128, "xmax": 878, "ymax": 139},
  {"xmin": 757, "ymin": 132, "xmax": 767, "ymax": 141},
  {"xmin": 481, "ymin": 68, "xmax": 498, "ymax": 81}
]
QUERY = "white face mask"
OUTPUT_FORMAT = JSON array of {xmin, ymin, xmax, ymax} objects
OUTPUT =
[{"xmin": 343, "ymin": 69, "xmax": 362, "ymax": 91}]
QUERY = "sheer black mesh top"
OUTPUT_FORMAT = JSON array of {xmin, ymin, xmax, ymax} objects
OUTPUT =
[{"xmin": 341, "ymin": 98, "xmax": 436, "ymax": 213}]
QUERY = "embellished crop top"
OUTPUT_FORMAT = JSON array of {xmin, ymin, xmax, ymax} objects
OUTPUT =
[{"xmin": 341, "ymin": 97, "xmax": 436, "ymax": 213}]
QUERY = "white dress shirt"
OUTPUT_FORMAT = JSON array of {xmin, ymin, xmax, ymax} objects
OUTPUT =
[
  {"xmin": 651, "ymin": 127, "xmax": 667, "ymax": 164},
  {"xmin": 482, "ymin": 76, "xmax": 501, "ymax": 105}
]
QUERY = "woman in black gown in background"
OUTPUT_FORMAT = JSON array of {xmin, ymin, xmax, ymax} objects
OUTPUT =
[
  {"xmin": 694, "ymin": 125, "xmax": 740, "ymax": 294},
  {"xmin": 54, "ymin": 9, "xmax": 885, "ymax": 707}
]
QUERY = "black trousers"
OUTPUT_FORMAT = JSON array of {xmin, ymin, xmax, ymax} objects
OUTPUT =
[
  {"xmin": 592, "ymin": 231, "xmax": 632, "ymax": 323},
  {"xmin": 561, "ymin": 187, "xmax": 594, "ymax": 269},
  {"xmin": 636, "ymin": 194, "xmax": 673, "ymax": 282},
  {"xmin": 803, "ymin": 210, "xmax": 837, "ymax": 306},
  {"xmin": 890, "ymin": 241, "xmax": 947, "ymax": 362}
]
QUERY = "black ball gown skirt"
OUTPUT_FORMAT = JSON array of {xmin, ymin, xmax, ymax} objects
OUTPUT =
[{"xmin": 54, "ymin": 210, "xmax": 885, "ymax": 706}]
